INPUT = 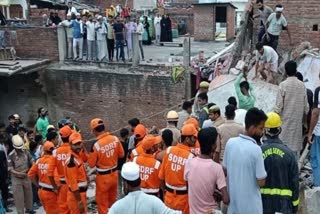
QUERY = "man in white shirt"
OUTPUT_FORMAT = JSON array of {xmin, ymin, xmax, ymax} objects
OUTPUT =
[
  {"xmin": 59, "ymin": 13, "xmax": 73, "ymax": 59},
  {"xmin": 136, "ymin": 18, "xmax": 145, "ymax": 61},
  {"xmin": 154, "ymin": 14, "xmax": 162, "ymax": 45},
  {"xmin": 265, "ymin": 4, "xmax": 292, "ymax": 50},
  {"xmin": 95, "ymin": 15, "xmax": 107, "ymax": 61},
  {"xmin": 109, "ymin": 162, "xmax": 181, "ymax": 214},
  {"xmin": 86, "ymin": 15, "xmax": 96, "ymax": 61},
  {"xmin": 66, "ymin": 0, "xmax": 77, "ymax": 19},
  {"xmin": 254, "ymin": 42, "xmax": 279, "ymax": 84}
]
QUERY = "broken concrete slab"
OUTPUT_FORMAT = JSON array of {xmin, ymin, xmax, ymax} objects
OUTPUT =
[{"xmin": 207, "ymin": 74, "xmax": 278, "ymax": 114}]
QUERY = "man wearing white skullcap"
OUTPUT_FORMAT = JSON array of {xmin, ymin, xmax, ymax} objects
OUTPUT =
[
  {"xmin": 265, "ymin": 4, "xmax": 292, "ymax": 50},
  {"xmin": 69, "ymin": 12, "xmax": 84, "ymax": 60},
  {"xmin": 109, "ymin": 162, "xmax": 182, "ymax": 214}
]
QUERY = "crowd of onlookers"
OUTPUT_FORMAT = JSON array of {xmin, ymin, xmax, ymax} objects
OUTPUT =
[{"xmin": 41, "ymin": 1, "xmax": 174, "ymax": 63}]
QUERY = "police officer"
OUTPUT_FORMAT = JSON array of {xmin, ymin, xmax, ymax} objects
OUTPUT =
[
  {"xmin": 161, "ymin": 111, "xmax": 181, "ymax": 146},
  {"xmin": 261, "ymin": 112, "xmax": 299, "ymax": 214},
  {"xmin": 7, "ymin": 135, "xmax": 34, "ymax": 214}
]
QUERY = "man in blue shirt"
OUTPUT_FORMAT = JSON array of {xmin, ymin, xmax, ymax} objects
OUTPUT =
[
  {"xmin": 70, "ymin": 13, "xmax": 83, "ymax": 60},
  {"xmin": 223, "ymin": 107, "xmax": 267, "ymax": 214}
]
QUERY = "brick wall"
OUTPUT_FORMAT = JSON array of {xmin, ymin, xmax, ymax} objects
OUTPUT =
[
  {"xmin": 262, "ymin": 0, "xmax": 320, "ymax": 50},
  {"xmin": 194, "ymin": 5, "xmax": 215, "ymax": 41},
  {"xmin": 164, "ymin": 8, "xmax": 194, "ymax": 35},
  {"xmin": 0, "ymin": 65, "xmax": 186, "ymax": 138},
  {"xmin": 5, "ymin": 27, "xmax": 59, "ymax": 60},
  {"xmin": 227, "ymin": 6, "xmax": 236, "ymax": 41}
]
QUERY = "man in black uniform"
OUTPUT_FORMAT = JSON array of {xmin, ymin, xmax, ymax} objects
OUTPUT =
[{"xmin": 261, "ymin": 112, "xmax": 299, "ymax": 214}]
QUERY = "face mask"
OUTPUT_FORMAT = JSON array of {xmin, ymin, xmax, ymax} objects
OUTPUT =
[{"xmin": 77, "ymin": 18, "xmax": 81, "ymax": 21}]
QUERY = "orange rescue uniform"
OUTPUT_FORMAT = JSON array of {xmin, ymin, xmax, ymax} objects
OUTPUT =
[
  {"xmin": 133, "ymin": 153, "xmax": 161, "ymax": 195},
  {"xmin": 53, "ymin": 143, "xmax": 71, "ymax": 214},
  {"xmin": 65, "ymin": 151, "xmax": 88, "ymax": 214},
  {"xmin": 88, "ymin": 132, "xmax": 124, "ymax": 214},
  {"xmin": 159, "ymin": 144, "xmax": 194, "ymax": 214},
  {"xmin": 128, "ymin": 143, "xmax": 144, "ymax": 161},
  {"xmin": 190, "ymin": 141, "xmax": 200, "ymax": 156},
  {"xmin": 28, "ymin": 155, "xmax": 59, "ymax": 214}
]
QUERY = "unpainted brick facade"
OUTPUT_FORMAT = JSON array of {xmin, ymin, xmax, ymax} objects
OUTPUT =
[
  {"xmin": 194, "ymin": 4, "xmax": 236, "ymax": 41},
  {"xmin": 0, "ymin": 66, "xmax": 186, "ymax": 138},
  {"xmin": 9, "ymin": 27, "xmax": 59, "ymax": 60},
  {"xmin": 263, "ymin": 0, "xmax": 320, "ymax": 50}
]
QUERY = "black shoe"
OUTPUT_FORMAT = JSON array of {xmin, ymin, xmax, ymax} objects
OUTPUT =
[
  {"xmin": 5, "ymin": 207, "xmax": 13, "ymax": 212},
  {"xmin": 26, "ymin": 210, "xmax": 36, "ymax": 214}
]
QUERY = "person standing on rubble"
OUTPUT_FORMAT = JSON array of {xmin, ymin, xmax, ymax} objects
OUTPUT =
[
  {"xmin": 234, "ymin": 69, "xmax": 255, "ymax": 110},
  {"xmin": 254, "ymin": 42, "xmax": 279, "ymax": 84},
  {"xmin": 87, "ymin": 118, "xmax": 125, "ymax": 213},
  {"xmin": 274, "ymin": 61, "xmax": 309, "ymax": 160},
  {"xmin": 254, "ymin": 0, "xmax": 273, "ymax": 43},
  {"xmin": 265, "ymin": 4, "xmax": 292, "ymax": 51},
  {"xmin": 223, "ymin": 108, "xmax": 267, "ymax": 214},
  {"xmin": 192, "ymin": 81, "xmax": 209, "ymax": 118},
  {"xmin": 261, "ymin": 112, "xmax": 299, "ymax": 214}
]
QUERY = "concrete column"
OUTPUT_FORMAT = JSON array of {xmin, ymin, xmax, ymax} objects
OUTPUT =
[
  {"xmin": 57, "ymin": 26, "xmax": 67, "ymax": 63},
  {"xmin": 183, "ymin": 37, "xmax": 191, "ymax": 100},
  {"xmin": 132, "ymin": 32, "xmax": 140, "ymax": 67}
]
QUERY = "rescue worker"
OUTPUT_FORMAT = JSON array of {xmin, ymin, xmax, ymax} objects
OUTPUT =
[
  {"xmin": 161, "ymin": 111, "xmax": 181, "ymax": 146},
  {"xmin": 53, "ymin": 125, "xmax": 73, "ymax": 214},
  {"xmin": 88, "ymin": 118, "xmax": 125, "ymax": 214},
  {"xmin": 133, "ymin": 135, "xmax": 162, "ymax": 196},
  {"xmin": 28, "ymin": 141, "xmax": 59, "ymax": 214},
  {"xmin": 7, "ymin": 135, "xmax": 34, "ymax": 214},
  {"xmin": 128, "ymin": 124, "xmax": 147, "ymax": 160},
  {"xmin": 184, "ymin": 118, "xmax": 201, "ymax": 156},
  {"xmin": 261, "ymin": 112, "xmax": 299, "ymax": 214},
  {"xmin": 109, "ymin": 162, "xmax": 182, "ymax": 214},
  {"xmin": 159, "ymin": 124, "xmax": 197, "ymax": 214},
  {"xmin": 65, "ymin": 132, "xmax": 88, "ymax": 214}
]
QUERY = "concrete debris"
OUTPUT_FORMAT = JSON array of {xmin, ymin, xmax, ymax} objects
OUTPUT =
[{"xmin": 305, "ymin": 187, "xmax": 320, "ymax": 214}]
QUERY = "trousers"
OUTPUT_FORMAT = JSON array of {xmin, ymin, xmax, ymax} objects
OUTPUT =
[
  {"xmin": 311, "ymin": 135, "xmax": 320, "ymax": 186},
  {"xmin": 87, "ymin": 40, "xmax": 96, "ymax": 61},
  {"xmin": 115, "ymin": 40, "xmax": 125, "ymax": 61},
  {"xmin": 164, "ymin": 192, "xmax": 189, "ymax": 214},
  {"xmin": 107, "ymin": 39, "xmax": 115, "ymax": 60},
  {"xmin": 67, "ymin": 37, "xmax": 73, "ymax": 58},
  {"xmin": 67, "ymin": 191, "xmax": 87, "ymax": 214},
  {"xmin": 38, "ymin": 189, "xmax": 59, "ymax": 214},
  {"xmin": 12, "ymin": 176, "xmax": 33, "ymax": 214},
  {"xmin": 58, "ymin": 183, "xmax": 70, "ymax": 214},
  {"xmin": 96, "ymin": 172, "xmax": 118, "ymax": 214},
  {"xmin": 73, "ymin": 38, "xmax": 83, "ymax": 59},
  {"xmin": 138, "ymin": 40, "xmax": 145, "ymax": 60}
]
